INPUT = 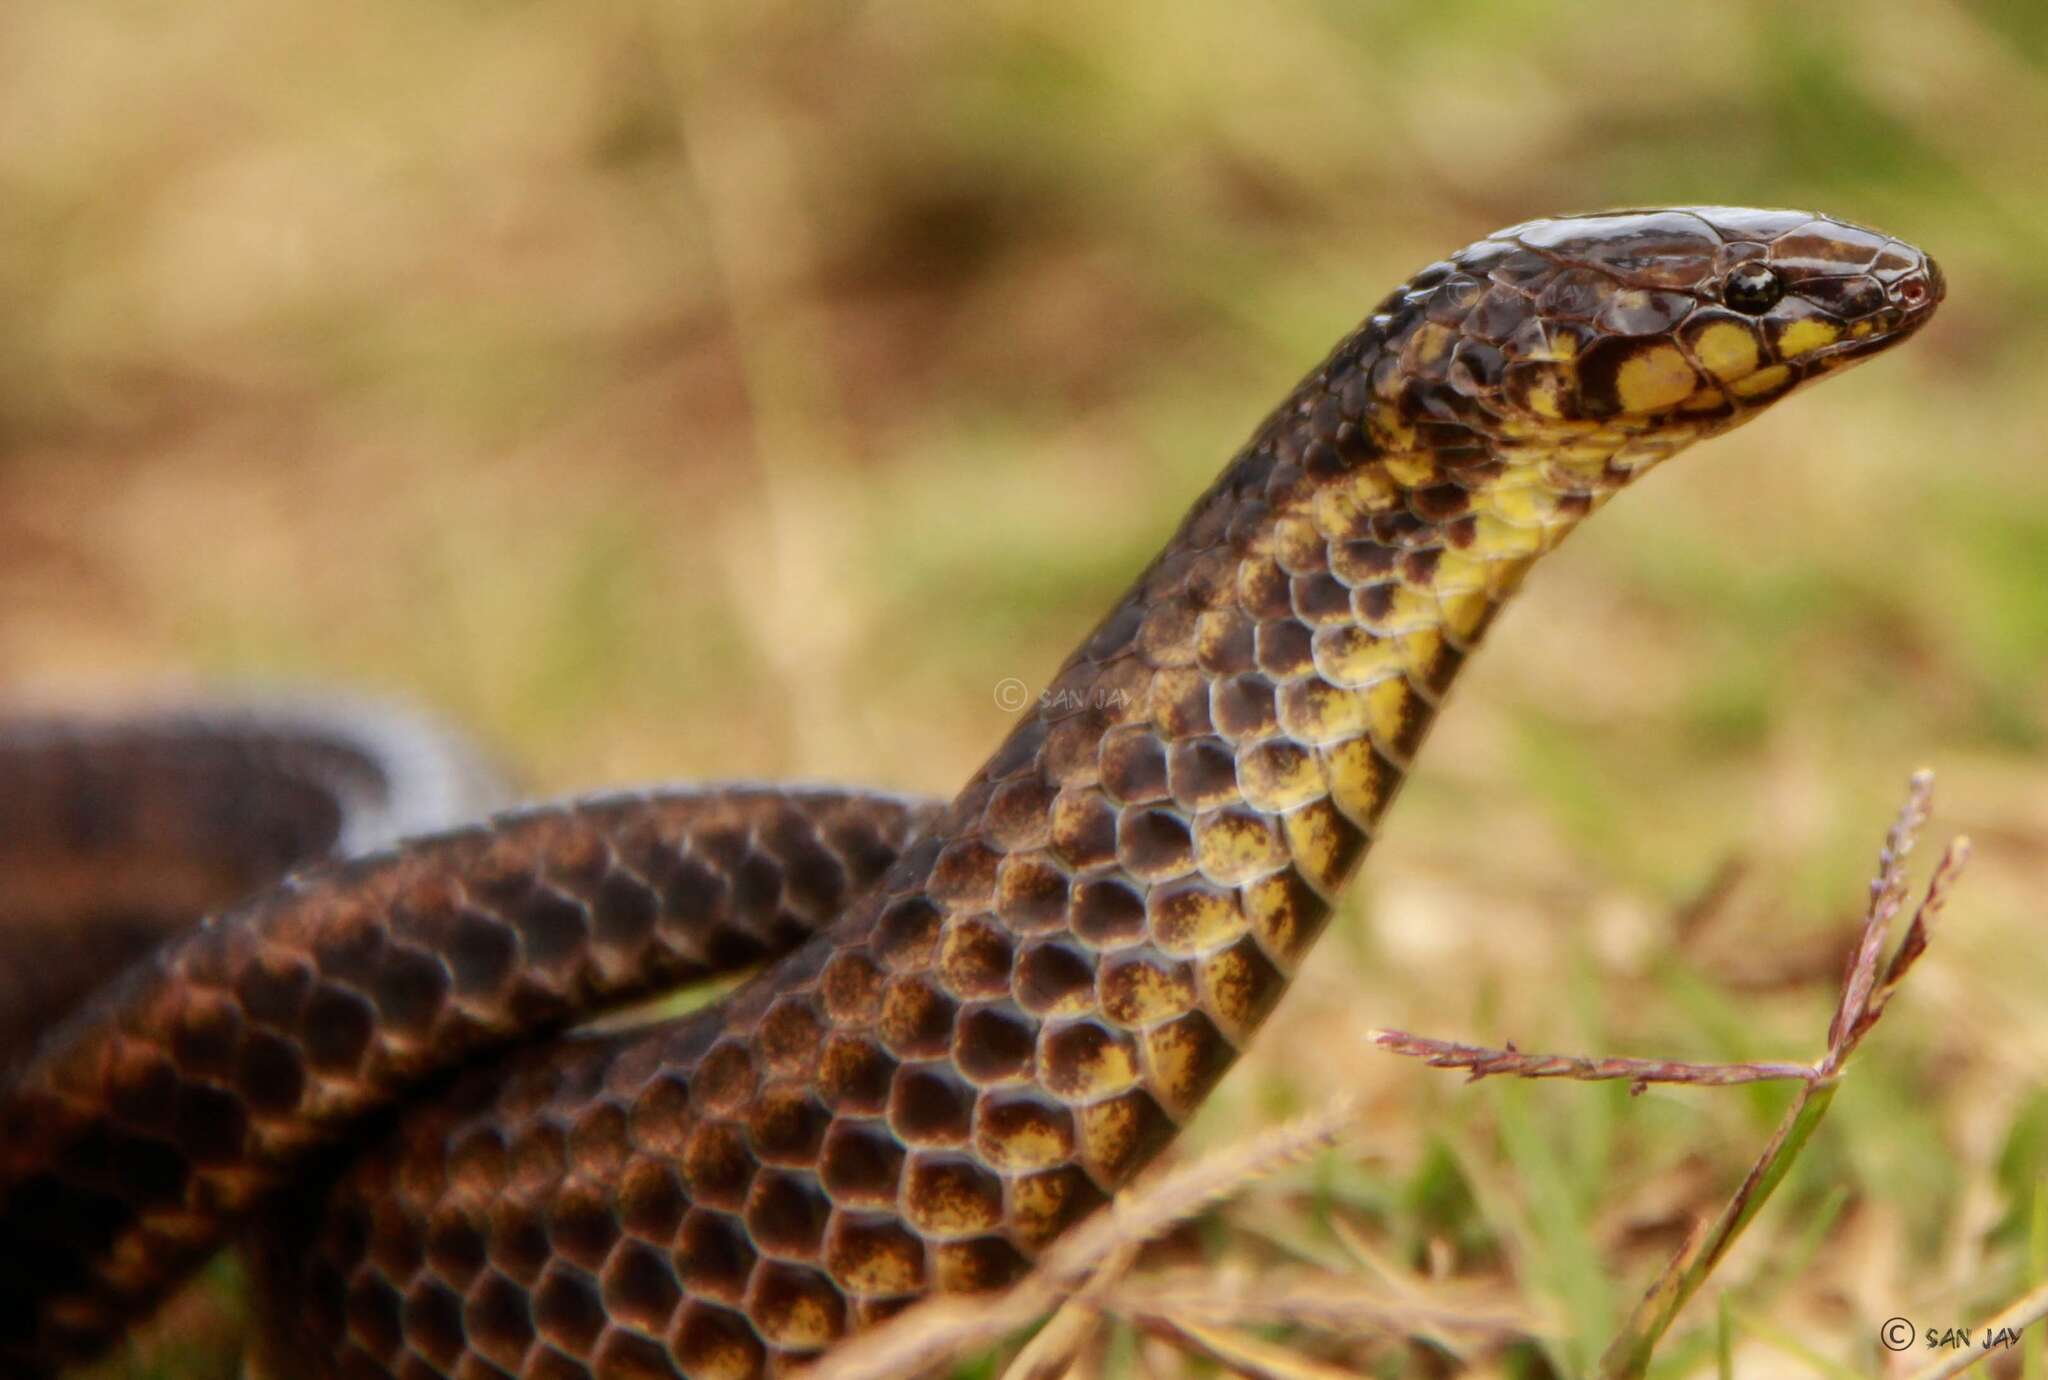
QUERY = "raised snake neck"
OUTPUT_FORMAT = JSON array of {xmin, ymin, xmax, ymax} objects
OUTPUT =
[{"xmin": 0, "ymin": 208, "xmax": 1941, "ymax": 1377}]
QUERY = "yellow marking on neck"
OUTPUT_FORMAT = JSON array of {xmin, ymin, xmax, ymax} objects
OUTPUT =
[
  {"xmin": 1404, "ymin": 322, "xmax": 1456, "ymax": 369},
  {"xmin": 1384, "ymin": 452, "xmax": 1438, "ymax": 487},
  {"xmin": 1361, "ymin": 582, "xmax": 1440, "ymax": 632},
  {"xmin": 1525, "ymin": 370, "xmax": 1570, "ymax": 418},
  {"xmin": 1365, "ymin": 677, "xmax": 1418, "ymax": 758},
  {"xmin": 1470, "ymin": 512, "xmax": 1547, "ymax": 556},
  {"xmin": 1488, "ymin": 483, "xmax": 1566, "ymax": 526},
  {"xmin": 1437, "ymin": 589, "xmax": 1493, "ymax": 644},
  {"xmin": 1429, "ymin": 549, "xmax": 1487, "ymax": 596}
]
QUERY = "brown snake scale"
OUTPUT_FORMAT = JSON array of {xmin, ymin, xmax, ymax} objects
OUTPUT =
[{"xmin": 0, "ymin": 209, "xmax": 1941, "ymax": 1377}]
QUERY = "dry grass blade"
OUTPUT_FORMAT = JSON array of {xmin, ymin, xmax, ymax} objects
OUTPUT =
[
  {"xmin": 798, "ymin": 1093, "xmax": 1368, "ymax": 1380},
  {"xmin": 1103, "ymin": 1268, "xmax": 1539, "ymax": 1344},
  {"xmin": 994, "ymin": 1242, "xmax": 1138, "ymax": 1380},
  {"xmin": 1369, "ymin": 1030, "xmax": 1818, "ymax": 1092},
  {"xmin": 1155, "ymin": 1317, "xmax": 1368, "ymax": 1380}
]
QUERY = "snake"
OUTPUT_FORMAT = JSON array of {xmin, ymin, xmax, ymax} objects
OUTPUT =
[{"xmin": 0, "ymin": 207, "xmax": 1942, "ymax": 1378}]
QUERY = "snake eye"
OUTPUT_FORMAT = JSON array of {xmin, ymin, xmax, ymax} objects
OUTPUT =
[{"xmin": 1722, "ymin": 263, "xmax": 1783, "ymax": 315}]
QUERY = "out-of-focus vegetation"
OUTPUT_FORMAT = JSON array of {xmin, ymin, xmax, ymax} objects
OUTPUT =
[{"xmin": 5, "ymin": 1, "xmax": 2046, "ymax": 1375}]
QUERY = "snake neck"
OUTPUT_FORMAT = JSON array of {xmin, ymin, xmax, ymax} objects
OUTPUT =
[{"xmin": 767, "ymin": 319, "xmax": 1650, "ymax": 1210}]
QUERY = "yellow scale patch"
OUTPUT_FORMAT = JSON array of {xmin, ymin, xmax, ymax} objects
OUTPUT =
[
  {"xmin": 1193, "ymin": 610, "xmax": 1249, "ymax": 667},
  {"xmin": 1691, "ymin": 321, "xmax": 1760, "ymax": 381},
  {"xmin": 1484, "ymin": 555, "xmax": 1537, "ymax": 601},
  {"xmin": 758, "ymin": 1290, "xmax": 839, "ymax": 1347},
  {"xmin": 934, "ymin": 1239, "xmax": 1016, "ymax": 1291},
  {"xmin": 1382, "ymin": 452, "xmax": 1439, "ymax": 488},
  {"xmin": 1523, "ymin": 367, "xmax": 1571, "ymax": 419},
  {"xmin": 1078, "ymin": 1093, "xmax": 1154, "ymax": 1177},
  {"xmin": 829, "ymin": 1228, "xmax": 923, "ymax": 1294},
  {"xmin": 1427, "ymin": 548, "xmax": 1488, "ymax": 597},
  {"xmin": 1236, "ymin": 743, "xmax": 1327, "ymax": 813},
  {"xmin": 977, "ymin": 1107, "xmax": 1071, "ymax": 1172},
  {"xmin": 1322, "ymin": 728, "xmax": 1397, "ymax": 827},
  {"xmin": 1468, "ymin": 512, "xmax": 1547, "ymax": 560},
  {"xmin": 1192, "ymin": 809, "xmax": 1288, "ymax": 883},
  {"xmin": 1358, "ymin": 581, "xmax": 1441, "ymax": 632},
  {"xmin": 1614, "ymin": 343, "xmax": 1700, "ymax": 413},
  {"xmin": 1485, "ymin": 481, "xmax": 1566, "ymax": 528},
  {"xmin": 1313, "ymin": 624, "xmax": 1411, "ymax": 688},
  {"xmin": 1278, "ymin": 677, "xmax": 1369, "ymax": 744},
  {"xmin": 1436, "ymin": 588, "xmax": 1493, "ymax": 646},
  {"xmin": 1272, "ymin": 515, "xmax": 1323, "ymax": 570},
  {"xmin": 1402, "ymin": 321, "xmax": 1456, "ymax": 372},
  {"xmin": 1281, "ymin": 797, "xmax": 1362, "ymax": 895},
  {"xmin": 1057, "ymin": 1032, "xmax": 1140, "ymax": 1100},
  {"xmin": 1729, "ymin": 364, "xmax": 1793, "ymax": 398},
  {"xmin": 1150, "ymin": 884, "xmax": 1251, "ymax": 956},
  {"xmin": 1365, "ymin": 677, "xmax": 1417, "ymax": 755},
  {"xmin": 1241, "ymin": 869, "xmax": 1317, "ymax": 965},
  {"xmin": 1314, "ymin": 471, "xmax": 1403, "ymax": 537},
  {"xmin": 1775, "ymin": 317, "xmax": 1840, "ymax": 359},
  {"xmin": 1009, "ymin": 1170, "xmax": 1087, "ymax": 1249},
  {"xmin": 1102, "ymin": 957, "xmax": 1197, "ymax": 1027},
  {"xmin": 1142, "ymin": 1017, "xmax": 1227, "ymax": 1116},
  {"xmin": 1199, "ymin": 943, "xmax": 1266, "ymax": 1036}
]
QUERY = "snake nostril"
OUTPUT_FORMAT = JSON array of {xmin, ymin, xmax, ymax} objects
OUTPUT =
[{"xmin": 1903, "ymin": 258, "xmax": 1944, "ymax": 310}]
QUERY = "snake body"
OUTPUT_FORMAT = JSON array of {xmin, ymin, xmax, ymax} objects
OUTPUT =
[
  {"xmin": 0, "ymin": 208, "xmax": 1941, "ymax": 1377},
  {"xmin": 0, "ymin": 702, "xmax": 508, "ymax": 1068}
]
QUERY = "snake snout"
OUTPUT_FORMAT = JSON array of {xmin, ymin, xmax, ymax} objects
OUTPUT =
[{"xmin": 1895, "ymin": 252, "xmax": 1944, "ymax": 318}]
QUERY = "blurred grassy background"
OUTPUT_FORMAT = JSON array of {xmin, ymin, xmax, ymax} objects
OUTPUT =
[{"xmin": 6, "ymin": 0, "xmax": 2047, "ymax": 1375}]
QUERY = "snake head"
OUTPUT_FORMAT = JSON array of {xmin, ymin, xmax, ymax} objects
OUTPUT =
[{"xmin": 1366, "ymin": 207, "xmax": 1942, "ymax": 478}]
